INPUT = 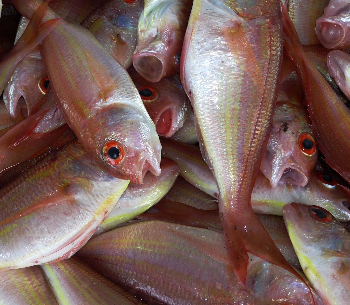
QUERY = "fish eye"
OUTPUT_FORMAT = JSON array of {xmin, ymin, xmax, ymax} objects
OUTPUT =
[
  {"xmin": 298, "ymin": 133, "xmax": 316, "ymax": 156},
  {"xmin": 316, "ymin": 171, "xmax": 336, "ymax": 188},
  {"xmin": 102, "ymin": 140, "xmax": 125, "ymax": 167},
  {"xmin": 309, "ymin": 206, "xmax": 333, "ymax": 223},
  {"xmin": 138, "ymin": 86, "xmax": 157, "ymax": 101},
  {"xmin": 38, "ymin": 76, "xmax": 50, "ymax": 94}
]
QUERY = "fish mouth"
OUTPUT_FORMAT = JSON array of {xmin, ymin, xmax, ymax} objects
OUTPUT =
[
  {"xmin": 133, "ymin": 54, "xmax": 164, "ymax": 83},
  {"xmin": 283, "ymin": 202, "xmax": 302, "ymax": 220},
  {"xmin": 270, "ymin": 165, "xmax": 308, "ymax": 188},
  {"xmin": 327, "ymin": 50, "xmax": 350, "ymax": 92},
  {"xmin": 316, "ymin": 18, "xmax": 345, "ymax": 49},
  {"xmin": 155, "ymin": 108, "xmax": 174, "ymax": 137}
]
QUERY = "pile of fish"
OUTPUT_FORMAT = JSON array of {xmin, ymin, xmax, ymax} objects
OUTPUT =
[{"xmin": 1, "ymin": 0, "xmax": 350, "ymax": 303}]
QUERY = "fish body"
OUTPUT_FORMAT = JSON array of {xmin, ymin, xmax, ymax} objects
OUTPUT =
[
  {"xmin": 181, "ymin": 0, "xmax": 290, "ymax": 283},
  {"xmin": 0, "ymin": 141, "xmax": 129, "ymax": 269},
  {"xmin": 0, "ymin": 266, "xmax": 58, "ymax": 304},
  {"xmin": 260, "ymin": 73, "xmax": 317, "ymax": 188},
  {"xmin": 133, "ymin": 0, "xmax": 192, "ymax": 82},
  {"xmin": 284, "ymin": 202, "xmax": 350, "ymax": 305},
  {"xmin": 78, "ymin": 221, "xmax": 320, "ymax": 305},
  {"xmin": 42, "ymin": 257, "xmax": 145, "ymax": 305}
]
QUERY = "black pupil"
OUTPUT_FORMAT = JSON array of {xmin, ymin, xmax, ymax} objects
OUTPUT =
[
  {"xmin": 302, "ymin": 138, "xmax": 314, "ymax": 150},
  {"xmin": 139, "ymin": 88, "xmax": 153, "ymax": 97},
  {"xmin": 107, "ymin": 147, "xmax": 120, "ymax": 160},
  {"xmin": 321, "ymin": 173, "xmax": 333, "ymax": 183},
  {"xmin": 311, "ymin": 207, "xmax": 328, "ymax": 219},
  {"xmin": 43, "ymin": 80, "xmax": 50, "ymax": 89}
]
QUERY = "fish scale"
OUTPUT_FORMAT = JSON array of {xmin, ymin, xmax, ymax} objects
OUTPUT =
[{"xmin": 181, "ymin": 0, "xmax": 301, "ymax": 285}]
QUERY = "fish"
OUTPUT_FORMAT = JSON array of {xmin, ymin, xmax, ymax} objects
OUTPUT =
[
  {"xmin": 13, "ymin": 0, "xmax": 162, "ymax": 183},
  {"xmin": 42, "ymin": 257, "xmax": 146, "ymax": 304},
  {"xmin": 0, "ymin": 141, "xmax": 129, "ymax": 269},
  {"xmin": 129, "ymin": 68, "xmax": 190, "ymax": 137},
  {"xmin": 315, "ymin": 0, "xmax": 350, "ymax": 49},
  {"xmin": 283, "ymin": 2, "xmax": 350, "ymax": 189},
  {"xmin": 77, "ymin": 221, "xmax": 321, "ymax": 305},
  {"xmin": 161, "ymin": 138, "xmax": 350, "ymax": 221},
  {"xmin": 283, "ymin": 202, "xmax": 350, "ymax": 305},
  {"xmin": 181, "ymin": 0, "xmax": 298, "ymax": 284},
  {"xmin": 0, "ymin": 98, "xmax": 25, "ymax": 138},
  {"xmin": 95, "ymin": 157, "xmax": 180, "ymax": 235},
  {"xmin": 81, "ymin": 0, "xmax": 144, "ymax": 69},
  {"xmin": 0, "ymin": 266, "xmax": 58, "ymax": 304},
  {"xmin": 260, "ymin": 72, "xmax": 318, "ymax": 188},
  {"xmin": 170, "ymin": 105, "xmax": 198, "ymax": 144},
  {"xmin": 132, "ymin": 0, "xmax": 192, "ymax": 82}
]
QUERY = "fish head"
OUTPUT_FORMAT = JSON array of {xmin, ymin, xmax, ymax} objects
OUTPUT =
[
  {"xmin": 283, "ymin": 203, "xmax": 344, "ymax": 253},
  {"xmin": 129, "ymin": 68, "xmax": 189, "ymax": 137},
  {"xmin": 306, "ymin": 170, "xmax": 350, "ymax": 221},
  {"xmin": 88, "ymin": 104, "xmax": 161, "ymax": 184},
  {"xmin": 260, "ymin": 101, "xmax": 317, "ymax": 188}
]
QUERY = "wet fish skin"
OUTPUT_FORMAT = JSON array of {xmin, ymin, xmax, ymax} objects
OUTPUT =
[
  {"xmin": 42, "ymin": 257, "xmax": 145, "ymax": 305},
  {"xmin": 0, "ymin": 266, "xmax": 58, "ymax": 304},
  {"xmin": 283, "ymin": 202, "xmax": 350, "ymax": 305},
  {"xmin": 77, "ymin": 221, "xmax": 320, "ymax": 305},
  {"xmin": 181, "ymin": 0, "xmax": 295, "ymax": 284},
  {"xmin": 0, "ymin": 141, "xmax": 129, "ymax": 269}
]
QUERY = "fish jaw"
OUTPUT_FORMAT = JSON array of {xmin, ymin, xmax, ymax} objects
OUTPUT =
[{"xmin": 315, "ymin": 0, "xmax": 350, "ymax": 49}]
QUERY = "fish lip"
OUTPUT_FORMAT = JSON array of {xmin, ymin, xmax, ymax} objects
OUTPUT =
[
  {"xmin": 270, "ymin": 164, "xmax": 308, "ymax": 188},
  {"xmin": 133, "ymin": 52, "xmax": 164, "ymax": 83},
  {"xmin": 316, "ymin": 17, "xmax": 346, "ymax": 49},
  {"xmin": 154, "ymin": 107, "xmax": 176, "ymax": 137},
  {"xmin": 283, "ymin": 202, "xmax": 302, "ymax": 220}
]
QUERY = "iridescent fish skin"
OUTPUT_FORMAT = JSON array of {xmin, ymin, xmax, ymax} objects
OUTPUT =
[
  {"xmin": 42, "ymin": 257, "xmax": 145, "ymax": 305},
  {"xmin": 283, "ymin": 202, "xmax": 350, "ymax": 305},
  {"xmin": 95, "ymin": 157, "xmax": 180, "ymax": 235},
  {"xmin": 260, "ymin": 73, "xmax": 318, "ymax": 188},
  {"xmin": 13, "ymin": 0, "xmax": 162, "ymax": 184},
  {"xmin": 0, "ymin": 141, "xmax": 129, "ymax": 269},
  {"xmin": 77, "ymin": 221, "xmax": 320, "ymax": 305},
  {"xmin": 0, "ymin": 98, "xmax": 25, "ymax": 138},
  {"xmin": 0, "ymin": 266, "xmax": 58, "ymax": 305},
  {"xmin": 81, "ymin": 0, "xmax": 144, "ymax": 69},
  {"xmin": 129, "ymin": 68, "xmax": 190, "ymax": 137},
  {"xmin": 181, "ymin": 0, "xmax": 294, "ymax": 284},
  {"xmin": 283, "ymin": 4, "xmax": 350, "ymax": 189},
  {"xmin": 132, "ymin": 0, "xmax": 192, "ymax": 82},
  {"xmin": 161, "ymin": 139, "xmax": 350, "ymax": 221},
  {"xmin": 327, "ymin": 49, "xmax": 350, "ymax": 99},
  {"xmin": 284, "ymin": 0, "xmax": 328, "ymax": 45},
  {"xmin": 316, "ymin": 0, "xmax": 350, "ymax": 49}
]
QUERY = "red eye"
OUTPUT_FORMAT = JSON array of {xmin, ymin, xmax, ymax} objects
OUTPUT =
[
  {"xmin": 138, "ymin": 86, "xmax": 157, "ymax": 101},
  {"xmin": 309, "ymin": 206, "xmax": 333, "ymax": 223},
  {"xmin": 38, "ymin": 76, "xmax": 50, "ymax": 94},
  {"xmin": 298, "ymin": 133, "xmax": 316, "ymax": 156},
  {"xmin": 102, "ymin": 141, "xmax": 125, "ymax": 167},
  {"xmin": 316, "ymin": 171, "xmax": 336, "ymax": 188}
]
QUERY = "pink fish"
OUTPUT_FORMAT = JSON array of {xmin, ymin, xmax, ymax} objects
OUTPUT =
[{"xmin": 260, "ymin": 73, "xmax": 318, "ymax": 188}]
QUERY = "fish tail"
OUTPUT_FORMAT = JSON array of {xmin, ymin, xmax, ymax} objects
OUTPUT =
[{"xmin": 222, "ymin": 203, "xmax": 316, "ymax": 304}]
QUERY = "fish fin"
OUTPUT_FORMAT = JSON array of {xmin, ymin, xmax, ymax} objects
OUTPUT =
[
  {"xmin": 224, "ymin": 204, "xmax": 316, "ymax": 304},
  {"xmin": 0, "ymin": 1, "xmax": 63, "ymax": 95}
]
